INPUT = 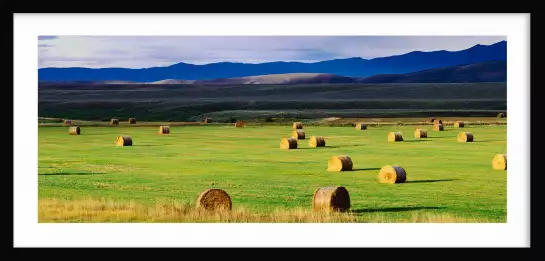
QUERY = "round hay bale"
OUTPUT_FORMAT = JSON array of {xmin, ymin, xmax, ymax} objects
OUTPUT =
[
  {"xmin": 293, "ymin": 122, "xmax": 303, "ymax": 129},
  {"xmin": 158, "ymin": 126, "xmax": 170, "ymax": 134},
  {"xmin": 203, "ymin": 118, "xmax": 212, "ymax": 123},
  {"xmin": 312, "ymin": 186, "xmax": 350, "ymax": 212},
  {"xmin": 309, "ymin": 136, "xmax": 326, "ymax": 148},
  {"xmin": 63, "ymin": 120, "xmax": 72, "ymax": 126},
  {"xmin": 492, "ymin": 154, "xmax": 507, "ymax": 170},
  {"xmin": 457, "ymin": 132, "xmax": 474, "ymax": 142},
  {"xmin": 378, "ymin": 165, "xmax": 407, "ymax": 184},
  {"xmin": 454, "ymin": 121, "xmax": 465, "ymax": 128},
  {"xmin": 110, "ymin": 118, "xmax": 119, "ymax": 125},
  {"xmin": 68, "ymin": 126, "xmax": 80, "ymax": 135},
  {"xmin": 235, "ymin": 120, "xmax": 244, "ymax": 127},
  {"xmin": 432, "ymin": 123, "xmax": 444, "ymax": 131},
  {"xmin": 327, "ymin": 155, "xmax": 353, "ymax": 171},
  {"xmin": 280, "ymin": 137, "xmax": 298, "ymax": 149},
  {"xmin": 292, "ymin": 130, "xmax": 305, "ymax": 140},
  {"xmin": 388, "ymin": 132, "xmax": 403, "ymax": 142},
  {"xmin": 128, "ymin": 117, "xmax": 136, "ymax": 124},
  {"xmin": 116, "ymin": 135, "xmax": 132, "ymax": 146},
  {"xmin": 414, "ymin": 129, "xmax": 427, "ymax": 138},
  {"xmin": 497, "ymin": 112, "xmax": 505, "ymax": 118},
  {"xmin": 428, "ymin": 117, "xmax": 436, "ymax": 123},
  {"xmin": 355, "ymin": 122, "xmax": 367, "ymax": 130},
  {"xmin": 196, "ymin": 188, "xmax": 232, "ymax": 211}
]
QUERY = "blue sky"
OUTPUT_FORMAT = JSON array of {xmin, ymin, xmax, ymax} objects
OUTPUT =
[{"xmin": 38, "ymin": 36, "xmax": 506, "ymax": 69}]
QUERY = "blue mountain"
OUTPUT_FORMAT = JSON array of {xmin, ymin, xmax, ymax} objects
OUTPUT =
[{"xmin": 38, "ymin": 40, "xmax": 506, "ymax": 82}]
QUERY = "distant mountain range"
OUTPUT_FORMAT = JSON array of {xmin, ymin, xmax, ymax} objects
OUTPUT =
[
  {"xmin": 40, "ymin": 61, "xmax": 506, "ymax": 85},
  {"xmin": 38, "ymin": 40, "xmax": 507, "ymax": 83},
  {"xmin": 357, "ymin": 60, "xmax": 506, "ymax": 83}
]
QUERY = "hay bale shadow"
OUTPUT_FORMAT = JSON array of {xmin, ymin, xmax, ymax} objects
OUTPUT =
[
  {"xmin": 339, "ymin": 144, "xmax": 366, "ymax": 147},
  {"xmin": 351, "ymin": 206, "xmax": 444, "ymax": 213},
  {"xmin": 403, "ymin": 140, "xmax": 428, "ymax": 143},
  {"xmin": 353, "ymin": 167, "xmax": 382, "ymax": 171},
  {"xmin": 405, "ymin": 179, "xmax": 458, "ymax": 183},
  {"xmin": 308, "ymin": 145, "xmax": 350, "ymax": 149},
  {"xmin": 39, "ymin": 172, "xmax": 105, "ymax": 176}
]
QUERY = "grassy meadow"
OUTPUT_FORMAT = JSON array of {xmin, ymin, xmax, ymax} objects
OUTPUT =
[{"xmin": 38, "ymin": 119, "xmax": 507, "ymax": 223}]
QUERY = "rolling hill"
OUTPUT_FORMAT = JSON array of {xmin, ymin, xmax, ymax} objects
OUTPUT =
[
  {"xmin": 357, "ymin": 60, "xmax": 506, "ymax": 83},
  {"xmin": 150, "ymin": 60, "xmax": 506, "ymax": 85},
  {"xmin": 38, "ymin": 40, "xmax": 507, "ymax": 82}
]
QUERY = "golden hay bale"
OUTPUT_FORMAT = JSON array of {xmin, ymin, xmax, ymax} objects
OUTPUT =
[
  {"xmin": 128, "ymin": 118, "xmax": 136, "ymax": 124},
  {"xmin": 312, "ymin": 186, "xmax": 350, "ymax": 212},
  {"xmin": 63, "ymin": 120, "xmax": 72, "ymax": 126},
  {"xmin": 355, "ymin": 122, "xmax": 367, "ymax": 130},
  {"xmin": 68, "ymin": 126, "xmax": 80, "ymax": 135},
  {"xmin": 327, "ymin": 155, "xmax": 353, "ymax": 171},
  {"xmin": 196, "ymin": 188, "xmax": 232, "ymax": 211},
  {"xmin": 378, "ymin": 165, "xmax": 407, "ymax": 184},
  {"xmin": 116, "ymin": 136, "xmax": 132, "ymax": 146},
  {"xmin": 203, "ymin": 118, "xmax": 211, "ymax": 123},
  {"xmin": 235, "ymin": 120, "xmax": 244, "ymax": 127},
  {"xmin": 414, "ymin": 129, "xmax": 427, "ymax": 138},
  {"xmin": 432, "ymin": 123, "xmax": 444, "ymax": 131},
  {"xmin": 428, "ymin": 117, "xmax": 436, "ymax": 123},
  {"xmin": 388, "ymin": 132, "xmax": 403, "ymax": 142},
  {"xmin": 280, "ymin": 137, "xmax": 298, "ymax": 149},
  {"xmin": 457, "ymin": 132, "xmax": 474, "ymax": 142},
  {"xmin": 309, "ymin": 136, "xmax": 326, "ymax": 148},
  {"xmin": 454, "ymin": 121, "xmax": 465, "ymax": 128},
  {"xmin": 110, "ymin": 118, "xmax": 119, "ymax": 125},
  {"xmin": 497, "ymin": 112, "xmax": 505, "ymax": 118},
  {"xmin": 492, "ymin": 154, "xmax": 507, "ymax": 170},
  {"xmin": 292, "ymin": 130, "xmax": 305, "ymax": 140},
  {"xmin": 432, "ymin": 119, "xmax": 443, "ymax": 125},
  {"xmin": 158, "ymin": 126, "xmax": 170, "ymax": 134},
  {"xmin": 293, "ymin": 122, "xmax": 303, "ymax": 129}
]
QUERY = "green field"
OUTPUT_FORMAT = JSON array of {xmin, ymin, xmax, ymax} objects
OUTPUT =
[{"xmin": 38, "ymin": 120, "xmax": 507, "ymax": 223}]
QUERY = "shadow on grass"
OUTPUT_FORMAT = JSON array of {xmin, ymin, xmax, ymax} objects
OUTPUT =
[
  {"xmin": 405, "ymin": 179, "xmax": 459, "ymax": 183},
  {"xmin": 472, "ymin": 140, "xmax": 505, "ymax": 143},
  {"xmin": 402, "ymin": 140, "xmax": 428, "ymax": 143},
  {"xmin": 351, "ymin": 206, "xmax": 444, "ymax": 213},
  {"xmin": 428, "ymin": 136, "xmax": 449, "ymax": 139},
  {"xmin": 135, "ymin": 144, "xmax": 164, "ymax": 147},
  {"xmin": 39, "ymin": 172, "xmax": 105, "ymax": 176},
  {"xmin": 306, "ymin": 145, "xmax": 363, "ymax": 149},
  {"xmin": 293, "ymin": 146, "xmax": 340, "ymax": 149},
  {"xmin": 353, "ymin": 167, "xmax": 382, "ymax": 171},
  {"xmin": 338, "ymin": 144, "xmax": 366, "ymax": 148}
]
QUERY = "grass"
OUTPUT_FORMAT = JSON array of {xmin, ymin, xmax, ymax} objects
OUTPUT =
[
  {"xmin": 38, "ymin": 198, "xmax": 493, "ymax": 223},
  {"xmin": 38, "ymin": 120, "xmax": 507, "ymax": 223}
]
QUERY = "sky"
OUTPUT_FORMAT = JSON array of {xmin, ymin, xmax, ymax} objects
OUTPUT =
[{"xmin": 38, "ymin": 36, "xmax": 506, "ymax": 69}]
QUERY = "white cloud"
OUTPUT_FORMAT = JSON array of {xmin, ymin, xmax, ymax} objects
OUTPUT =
[{"xmin": 38, "ymin": 36, "xmax": 507, "ymax": 68}]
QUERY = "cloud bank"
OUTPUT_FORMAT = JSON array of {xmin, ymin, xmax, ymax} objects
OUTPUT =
[{"xmin": 38, "ymin": 36, "xmax": 506, "ymax": 69}]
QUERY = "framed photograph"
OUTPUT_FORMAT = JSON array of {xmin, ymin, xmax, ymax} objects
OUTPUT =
[{"xmin": 13, "ymin": 13, "xmax": 530, "ymax": 247}]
